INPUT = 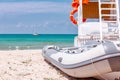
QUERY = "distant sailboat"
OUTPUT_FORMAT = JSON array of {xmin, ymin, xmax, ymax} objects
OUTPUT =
[
  {"xmin": 33, "ymin": 32, "xmax": 39, "ymax": 36},
  {"xmin": 32, "ymin": 25, "xmax": 39, "ymax": 36}
]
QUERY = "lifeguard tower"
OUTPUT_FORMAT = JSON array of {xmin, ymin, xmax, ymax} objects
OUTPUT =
[{"xmin": 69, "ymin": 0, "xmax": 120, "ymax": 47}]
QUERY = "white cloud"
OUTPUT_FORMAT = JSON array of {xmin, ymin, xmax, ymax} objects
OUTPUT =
[{"xmin": 0, "ymin": 2, "xmax": 71, "ymax": 14}]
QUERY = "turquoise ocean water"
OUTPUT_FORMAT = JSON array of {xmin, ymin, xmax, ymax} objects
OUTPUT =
[{"xmin": 0, "ymin": 34, "xmax": 77, "ymax": 50}]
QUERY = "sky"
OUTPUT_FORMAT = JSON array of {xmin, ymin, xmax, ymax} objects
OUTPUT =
[{"xmin": 0, "ymin": 0, "xmax": 78, "ymax": 34}]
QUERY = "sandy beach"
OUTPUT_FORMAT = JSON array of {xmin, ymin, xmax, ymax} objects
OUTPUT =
[{"xmin": 0, "ymin": 50, "xmax": 97, "ymax": 80}]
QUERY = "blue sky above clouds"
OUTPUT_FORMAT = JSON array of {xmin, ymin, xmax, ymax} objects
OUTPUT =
[{"xmin": 0, "ymin": 0, "xmax": 77, "ymax": 34}]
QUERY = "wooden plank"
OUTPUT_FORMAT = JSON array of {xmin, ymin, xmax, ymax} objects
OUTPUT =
[
  {"xmin": 83, "ymin": 2, "xmax": 114, "ymax": 19},
  {"xmin": 83, "ymin": 2, "xmax": 99, "ymax": 18}
]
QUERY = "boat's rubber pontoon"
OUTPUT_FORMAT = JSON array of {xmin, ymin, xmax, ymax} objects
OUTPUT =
[{"xmin": 43, "ymin": 40, "xmax": 120, "ymax": 80}]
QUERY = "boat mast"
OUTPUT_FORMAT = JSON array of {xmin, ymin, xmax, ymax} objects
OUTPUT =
[{"xmin": 78, "ymin": 0, "xmax": 83, "ymax": 36}]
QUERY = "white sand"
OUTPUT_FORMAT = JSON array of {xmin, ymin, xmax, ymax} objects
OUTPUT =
[{"xmin": 0, "ymin": 50, "xmax": 96, "ymax": 80}]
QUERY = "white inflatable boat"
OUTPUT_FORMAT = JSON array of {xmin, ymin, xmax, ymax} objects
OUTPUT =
[{"xmin": 42, "ymin": 40, "xmax": 120, "ymax": 80}]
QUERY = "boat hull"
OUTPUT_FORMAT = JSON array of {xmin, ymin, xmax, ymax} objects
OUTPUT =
[{"xmin": 44, "ymin": 53, "xmax": 120, "ymax": 80}]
